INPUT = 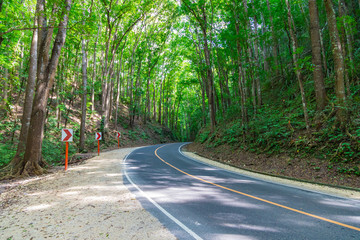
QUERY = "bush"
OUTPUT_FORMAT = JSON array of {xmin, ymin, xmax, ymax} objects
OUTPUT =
[{"xmin": 42, "ymin": 138, "xmax": 77, "ymax": 166}]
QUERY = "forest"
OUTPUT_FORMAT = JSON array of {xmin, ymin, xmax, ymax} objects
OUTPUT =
[{"xmin": 0, "ymin": 0, "xmax": 360, "ymax": 180}]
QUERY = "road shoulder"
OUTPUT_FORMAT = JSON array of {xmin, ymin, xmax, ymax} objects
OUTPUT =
[{"xmin": 0, "ymin": 147, "xmax": 176, "ymax": 240}]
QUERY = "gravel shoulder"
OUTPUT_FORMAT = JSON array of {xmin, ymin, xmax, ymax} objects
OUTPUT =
[
  {"xmin": 182, "ymin": 150, "xmax": 360, "ymax": 200},
  {"xmin": 0, "ymin": 147, "xmax": 176, "ymax": 240}
]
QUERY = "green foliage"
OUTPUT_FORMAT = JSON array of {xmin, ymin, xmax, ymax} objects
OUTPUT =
[
  {"xmin": 0, "ymin": 143, "xmax": 16, "ymax": 168},
  {"xmin": 148, "ymin": 124, "xmax": 162, "ymax": 135},
  {"xmin": 42, "ymin": 138, "xmax": 76, "ymax": 166},
  {"xmin": 140, "ymin": 130, "xmax": 149, "ymax": 140},
  {"xmin": 197, "ymin": 129, "xmax": 211, "ymax": 143},
  {"xmin": 127, "ymin": 130, "xmax": 138, "ymax": 140}
]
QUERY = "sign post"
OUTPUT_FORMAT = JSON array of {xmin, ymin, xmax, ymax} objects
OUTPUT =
[
  {"xmin": 61, "ymin": 129, "xmax": 73, "ymax": 170},
  {"xmin": 96, "ymin": 132, "xmax": 102, "ymax": 155},
  {"xmin": 117, "ymin": 132, "xmax": 121, "ymax": 148}
]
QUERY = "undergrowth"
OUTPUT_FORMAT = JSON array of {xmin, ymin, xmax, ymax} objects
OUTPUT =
[{"xmin": 196, "ymin": 83, "xmax": 360, "ymax": 176}]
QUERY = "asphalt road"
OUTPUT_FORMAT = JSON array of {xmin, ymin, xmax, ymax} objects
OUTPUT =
[{"xmin": 123, "ymin": 143, "xmax": 360, "ymax": 240}]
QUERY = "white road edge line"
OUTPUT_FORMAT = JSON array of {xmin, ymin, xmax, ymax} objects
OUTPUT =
[{"xmin": 123, "ymin": 149, "xmax": 203, "ymax": 240}]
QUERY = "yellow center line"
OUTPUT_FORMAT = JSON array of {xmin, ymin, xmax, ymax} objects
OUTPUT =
[{"xmin": 154, "ymin": 145, "xmax": 360, "ymax": 232}]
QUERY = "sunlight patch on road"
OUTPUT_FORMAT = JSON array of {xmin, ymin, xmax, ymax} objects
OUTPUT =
[
  {"xmin": 210, "ymin": 233, "xmax": 257, "ymax": 240},
  {"xmin": 25, "ymin": 203, "xmax": 55, "ymax": 211},
  {"xmin": 224, "ymin": 223, "xmax": 281, "ymax": 232}
]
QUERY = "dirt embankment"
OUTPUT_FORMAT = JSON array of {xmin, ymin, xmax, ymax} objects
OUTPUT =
[{"xmin": 185, "ymin": 142, "xmax": 360, "ymax": 190}]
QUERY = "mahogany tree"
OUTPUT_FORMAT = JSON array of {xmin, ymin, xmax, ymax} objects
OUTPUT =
[{"xmin": 18, "ymin": 0, "xmax": 72, "ymax": 176}]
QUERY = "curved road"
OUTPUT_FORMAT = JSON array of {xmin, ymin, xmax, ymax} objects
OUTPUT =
[{"xmin": 123, "ymin": 143, "xmax": 360, "ymax": 240}]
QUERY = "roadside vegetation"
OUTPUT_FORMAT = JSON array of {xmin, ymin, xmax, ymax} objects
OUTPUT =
[{"xmin": 0, "ymin": 102, "xmax": 174, "ymax": 171}]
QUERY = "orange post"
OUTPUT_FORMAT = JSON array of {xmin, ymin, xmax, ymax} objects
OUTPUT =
[
  {"xmin": 98, "ymin": 140, "xmax": 100, "ymax": 156},
  {"xmin": 118, "ymin": 137, "xmax": 120, "ymax": 148},
  {"xmin": 65, "ymin": 142, "xmax": 69, "ymax": 170}
]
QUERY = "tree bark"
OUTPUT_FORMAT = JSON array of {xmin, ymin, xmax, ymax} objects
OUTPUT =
[
  {"xmin": 91, "ymin": 24, "xmax": 101, "ymax": 115},
  {"xmin": 7, "ymin": 3, "xmax": 39, "ymax": 175},
  {"xmin": 128, "ymin": 31, "xmax": 142, "ymax": 127},
  {"xmin": 102, "ymin": 15, "xmax": 143, "ymax": 129},
  {"xmin": 2, "ymin": 68, "xmax": 8, "ymax": 110},
  {"xmin": 266, "ymin": 0, "xmax": 280, "ymax": 79},
  {"xmin": 338, "ymin": 0, "xmax": 352, "ymax": 94},
  {"xmin": 200, "ymin": 7, "xmax": 216, "ymax": 132},
  {"xmin": 319, "ymin": 28, "xmax": 329, "ymax": 78},
  {"xmin": 323, "ymin": 0, "xmax": 347, "ymax": 125},
  {"xmin": 115, "ymin": 43, "xmax": 125, "ymax": 128},
  {"xmin": 252, "ymin": 4, "xmax": 262, "ymax": 106},
  {"xmin": 79, "ymin": 36, "xmax": 88, "ymax": 152},
  {"xmin": 158, "ymin": 77, "xmax": 163, "ymax": 124},
  {"xmin": 153, "ymin": 81, "xmax": 156, "ymax": 121},
  {"xmin": 20, "ymin": 0, "xmax": 72, "ymax": 176},
  {"xmin": 233, "ymin": 1, "xmax": 248, "ymax": 124},
  {"xmin": 285, "ymin": 0, "xmax": 310, "ymax": 131},
  {"xmin": 308, "ymin": 0, "xmax": 327, "ymax": 111},
  {"xmin": 260, "ymin": 13, "xmax": 269, "ymax": 74}
]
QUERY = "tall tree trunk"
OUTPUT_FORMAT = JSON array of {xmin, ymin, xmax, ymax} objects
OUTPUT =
[
  {"xmin": 91, "ymin": 24, "xmax": 101, "ymax": 115},
  {"xmin": 216, "ymin": 58, "xmax": 226, "ymax": 114},
  {"xmin": 128, "ymin": 32, "xmax": 142, "ymax": 127},
  {"xmin": 109, "ymin": 76, "xmax": 114, "ymax": 122},
  {"xmin": 319, "ymin": 29, "xmax": 329, "ymax": 78},
  {"xmin": 3, "ymin": 68, "xmax": 8, "ymax": 104},
  {"xmin": 266, "ymin": 0, "xmax": 280, "ymax": 80},
  {"xmin": 252, "ymin": 4, "xmax": 262, "ymax": 106},
  {"xmin": 7, "ymin": 3, "xmax": 39, "ymax": 175},
  {"xmin": 103, "ymin": 66, "xmax": 114, "ymax": 129},
  {"xmin": 243, "ymin": 0, "xmax": 257, "ymax": 115},
  {"xmin": 115, "ymin": 46, "xmax": 125, "ymax": 128},
  {"xmin": 79, "ymin": 36, "xmax": 88, "ymax": 152},
  {"xmin": 233, "ymin": 1, "xmax": 247, "ymax": 124},
  {"xmin": 20, "ymin": 0, "xmax": 72, "ymax": 176},
  {"xmin": 57, "ymin": 61, "xmax": 64, "ymax": 128},
  {"xmin": 261, "ymin": 14, "xmax": 269, "ymax": 74},
  {"xmin": 197, "ymin": 73, "xmax": 207, "ymax": 126},
  {"xmin": 200, "ymin": 14, "xmax": 216, "ymax": 131},
  {"xmin": 309, "ymin": 0, "xmax": 327, "ymax": 111},
  {"xmin": 144, "ymin": 75, "xmax": 150, "ymax": 124},
  {"xmin": 101, "ymin": 26, "xmax": 112, "ymax": 114},
  {"xmin": 324, "ymin": 0, "xmax": 347, "ymax": 126},
  {"xmin": 224, "ymin": 69, "xmax": 231, "ymax": 107},
  {"xmin": 338, "ymin": 0, "xmax": 352, "ymax": 94},
  {"xmin": 285, "ymin": 0, "xmax": 310, "ymax": 131},
  {"xmin": 102, "ymin": 17, "xmax": 142, "ymax": 129},
  {"xmin": 158, "ymin": 77, "xmax": 163, "ymax": 124}
]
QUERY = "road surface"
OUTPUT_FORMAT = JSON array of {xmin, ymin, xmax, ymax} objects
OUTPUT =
[{"xmin": 123, "ymin": 143, "xmax": 360, "ymax": 240}]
